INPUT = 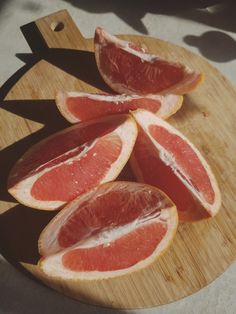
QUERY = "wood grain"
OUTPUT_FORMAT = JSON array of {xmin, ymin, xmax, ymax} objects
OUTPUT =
[{"xmin": 0, "ymin": 9, "xmax": 235, "ymax": 309}]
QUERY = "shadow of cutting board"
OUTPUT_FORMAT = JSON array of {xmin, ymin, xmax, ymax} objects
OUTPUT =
[{"xmin": 0, "ymin": 10, "xmax": 236, "ymax": 309}]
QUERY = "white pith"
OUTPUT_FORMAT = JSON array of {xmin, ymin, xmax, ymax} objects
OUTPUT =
[
  {"xmin": 131, "ymin": 110, "xmax": 221, "ymax": 216},
  {"xmin": 39, "ymin": 182, "xmax": 178, "ymax": 280},
  {"xmin": 56, "ymin": 90, "xmax": 183, "ymax": 123},
  {"xmin": 160, "ymin": 72, "xmax": 202, "ymax": 95},
  {"xmin": 97, "ymin": 28, "xmax": 183, "ymax": 65},
  {"xmin": 76, "ymin": 207, "xmax": 169, "ymax": 249},
  {"xmin": 9, "ymin": 116, "xmax": 137, "ymax": 210},
  {"xmin": 40, "ymin": 207, "xmax": 177, "ymax": 280},
  {"xmin": 94, "ymin": 28, "xmax": 200, "ymax": 95},
  {"xmin": 100, "ymin": 118, "xmax": 137, "ymax": 182},
  {"xmin": 39, "ymin": 181, "xmax": 173, "ymax": 255},
  {"xmin": 154, "ymin": 94, "xmax": 183, "ymax": 119},
  {"xmin": 9, "ymin": 141, "xmax": 99, "ymax": 210}
]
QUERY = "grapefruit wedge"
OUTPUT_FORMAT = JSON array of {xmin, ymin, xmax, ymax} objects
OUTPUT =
[
  {"xmin": 38, "ymin": 181, "xmax": 178, "ymax": 280},
  {"xmin": 8, "ymin": 115, "xmax": 137, "ymax": 210},
  {"xmin": 56, "ymin": 91, "xmax": 183, "ymax": 123},
  {"xmin": 130, "ymin": 110, "xmax": 221, "ymax": 221},
  {"xmin": 94, "ymin": 27, "xmax": 203, "ymax": 95}
]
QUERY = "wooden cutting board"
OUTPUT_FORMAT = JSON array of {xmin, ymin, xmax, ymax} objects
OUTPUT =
[{"xmin": 0, "ymin": 10, "xmax": 235, "ymax": 309}]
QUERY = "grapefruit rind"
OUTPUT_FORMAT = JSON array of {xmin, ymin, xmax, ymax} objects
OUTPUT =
[
  {"xmin": 157, "ymin": 94, "xmax": 183, "ymax": 119},
  {"xmin": 94, "ymin": 27, "xmax": 203, "ymax": 95},
  {"xmin": 8, "ymin": 115, "xmax": 138, "ymax": 211},
  {"xmin": 161, "ymin": 72, "xmax": 205, "ymax": 96},
  {"xmin": 56, "ymin": 90, "xmax": 78, "ymax": 123},
  {"xmin": 131, "ymin": 110, "xmax": 221, "ymax": 217},
  {"xmin": 55, "ymin": 90, "xmax": 183, "ymax": 123},
  {"xmin": 38, "ymin": 181, "xmax": 178, "ymax": 280}
]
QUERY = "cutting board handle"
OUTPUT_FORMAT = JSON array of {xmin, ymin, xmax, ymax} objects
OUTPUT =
[{"xmin": 35, "ymin": 10, "xmax": 88, "ymax": 50}]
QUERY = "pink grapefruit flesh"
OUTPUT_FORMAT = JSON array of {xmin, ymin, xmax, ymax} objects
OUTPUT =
[
  {"xmin": 62, "ymin": 223, "xmax": 167, "ymax": 272},
  {"xmin": 149, "ymin": 124, "xmax": 214, "ymax": 204},
  {"xmin": 8, "ymin": 122, "xmax": 115, "ymax": 189},
  {"xmin": 94, "ymin": 27, "xmax": 203, "ymax": 95},
  {"xmin": 39, "ymin": 181, "xmax": 178, "ymax": 280},
  {"xmin": 31, "ymin": 134, "xmax": 121, "ymax": 202},
  {"xmin": 56, "ymin": 91, "xmax": 183, "ymax": 123},
  {"xmin": 130, "ymin": 110, "xmax": 221, "ymax": 221},
  {"xmin": 8, "ymin": 115, "xmax": 138, "ymax": 210}
]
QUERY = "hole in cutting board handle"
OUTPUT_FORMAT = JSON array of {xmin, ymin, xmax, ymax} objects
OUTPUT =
[
  {"xmin": 35, "ymin": 10, "xmax": 88, "ymax": 49},
  {"xmin": 50, "ymin": 21, "xmax": 64, "ymax": 32}
]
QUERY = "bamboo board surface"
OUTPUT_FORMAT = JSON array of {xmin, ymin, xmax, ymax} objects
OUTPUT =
[{"xmin": 0, "ymin": 10, "xmax": 235, "ymax": 309}]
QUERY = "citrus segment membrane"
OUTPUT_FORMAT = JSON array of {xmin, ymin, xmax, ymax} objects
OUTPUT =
[
  {"xmin": 31, "ymin": 133, "xmax": 122, "ymax": 202},
  {"xmin": 94, "ymin": 27, "xmax": 203, "ymax": 95},
  {"xmin": 62, "ymin": 223, "xmax": 167, "ymax": 272},
  {"xmin": 56, "ymin": 91, "xmax": 183, "ymax": 123},
  {"xmin": 8, "ymin": 121, "xmax": 115, "ymax": 188},
  {"xmin": 148, "ymin": 124, "xmax": 214, "ymax": 205},
  {"xmin": 130, "ymin": 128, "xmax": 210, "ymax": 221},
  {"xmin": 8, "ymin": 115, "xmax": 138, "ymax": 210},
  {"xmin": 39, "ymin": 182, "xmax": 177, "ymax": 279},
  {"xmin": 98, "ymin": 43, "xmax": 184, "ymax": 92},
  {"xmin": 130, "ymin": 110, "xmax": 221, "ymax": 219}
]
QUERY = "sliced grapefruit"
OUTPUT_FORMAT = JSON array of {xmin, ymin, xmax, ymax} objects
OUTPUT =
[
  {"xmin": 8, "ymin": 115, "xmax": 137, "ymax": 210},
  {"xmin": 130, "ymin": 110, "xmax": 221, "ymax": 221},
  {"xmin": 94, "ymin": 27, "xmax": 203, "ymax": 95},
  {"xmin": 38, "ymin": 181, "xmax": 178, "ymax": 280},
  {"xmin": 56, "ymin": 90, "xmax": 183, "ymax": 123}
]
